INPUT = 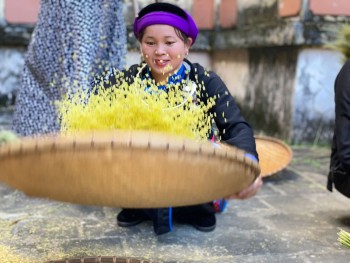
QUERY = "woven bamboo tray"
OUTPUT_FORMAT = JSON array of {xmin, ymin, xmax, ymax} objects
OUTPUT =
[
  {"xmin": 255, "ymin": 135, "xmax": 293, "ymax": 177},
  {"xmin": 0, "ymin": 130, "xmax": 260, "ymax": 208}
]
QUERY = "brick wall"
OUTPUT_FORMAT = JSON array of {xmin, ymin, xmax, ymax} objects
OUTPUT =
[
  {"xmin": 3, "ymin": 0, "xmax": 350, "ymax": 28},
  {"xmin": 309, "ymin": 0, "xmax": 350, "ymax": 16},
  {"xmin": 4, "ymin": 0, "xmax": 40, "ymax": 24},
  {"xmin": 2, "ymin": 0, "xmax": 350, "ymax": 49},
  {"xmin": 279, "ymin": 0, "xmax": 302, "ymax": 17}
]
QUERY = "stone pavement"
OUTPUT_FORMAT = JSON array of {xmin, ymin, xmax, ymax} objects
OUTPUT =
[{"xmin": 0, "ymin": 146, "xmax": 349, "ymax": 263}]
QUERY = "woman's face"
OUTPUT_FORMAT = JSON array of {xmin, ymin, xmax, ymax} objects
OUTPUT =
[{"xmin": 140, "ymin": 24, "xmax": 192, "ymax": 84}]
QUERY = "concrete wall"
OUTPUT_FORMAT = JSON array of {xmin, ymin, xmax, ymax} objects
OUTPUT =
[
  {"xmin": 212, "ymin": 49, "xmax": 249, "ymax": 102},
  {"xmin": 1, "ymin": 0, "xmax": 350, "ymax": 144},
  {"xmin": 293, "ymin": 49, "xmax": 342, "ymax": 144},
  {"xmin": 0, "ymin": 48, "xmax": 25, "ymax": 106}
]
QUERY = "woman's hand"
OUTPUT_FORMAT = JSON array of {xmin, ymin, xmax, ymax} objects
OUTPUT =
[{"xmin": 226, "ymin": 174, "xmax": 263, "ymax": 200}]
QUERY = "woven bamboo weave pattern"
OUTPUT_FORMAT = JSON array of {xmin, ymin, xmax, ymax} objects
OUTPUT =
[
  {"xmin": 0, "ymin": 131, "xmax": 260, "ymax": 208},
  {"xmin": 255, "ymin": 135, "xmax": 293, "ymax": 177}
]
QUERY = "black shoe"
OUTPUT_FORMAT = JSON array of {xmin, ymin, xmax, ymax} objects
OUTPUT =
[
  {"xmin": 192, "ymin": 214, "xmax": 216, "ymax": 232},
  {"xmin": 117, "ymin": 209, "xmax": 147, "ymax": 227}
]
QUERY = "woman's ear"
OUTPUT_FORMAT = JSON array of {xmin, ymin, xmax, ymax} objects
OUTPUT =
[
  {"xmin": 187, "ymin": 37, "xmax": 193, "ymax": 48},
  {"xmin": 184, "ymin": 38, "xmax": 193, "ymax": 57},
  {"xmin": 140, "ymin": 47, "xmax": 145, "ymax": 61}
]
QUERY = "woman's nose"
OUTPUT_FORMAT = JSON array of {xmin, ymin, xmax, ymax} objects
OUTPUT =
[{"xmin": 155, "ymin": 47, "xmax": 166, "ymax": 55}]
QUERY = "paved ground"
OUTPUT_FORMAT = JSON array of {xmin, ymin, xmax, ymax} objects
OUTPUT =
[{"xmin": 0, "ymin": 146, "xmax": 349, "ymax": 263}]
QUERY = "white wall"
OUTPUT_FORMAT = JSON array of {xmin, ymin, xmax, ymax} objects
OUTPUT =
[
  {"xmin": 0, "ymin": 48, "xmax": 25, "ymax": 97},
  {"xmin": 292, "ymin": 48, "xmax": 343, "ymax": 142},
  {"xmin": 0, "ymin": 0, "xmax": 4, "ymax": 24}
]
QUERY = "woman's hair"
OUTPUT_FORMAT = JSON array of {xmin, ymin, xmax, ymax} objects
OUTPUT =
[
  {"xmin": 138, "ymin": 2, "xmax": 188, "ymax": 20},
  {"xmin": 133, "ymin": 2, "xmax": 198, "ymax": 45}
]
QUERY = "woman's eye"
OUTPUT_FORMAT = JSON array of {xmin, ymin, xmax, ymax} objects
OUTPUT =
[
  {"xmin": 166, "ymin": 41, "xmax": 175, "ymax": 46},
  {"xmin": 146, "ymin": 42, "xmax": 155, "ymax": 46}
]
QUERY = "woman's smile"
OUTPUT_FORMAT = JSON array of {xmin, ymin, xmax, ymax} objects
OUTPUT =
[{"xmin": 154, "ymin": 59, "xmax": 169, "ymax": 67}]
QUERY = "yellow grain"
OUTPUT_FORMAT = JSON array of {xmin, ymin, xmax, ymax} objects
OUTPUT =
[
  {"xmin": 57, "ymin": 72, "xmax": 216, "ymax": 141},
  {"xmin": 0, "ymin": 246, "xmax": 31, "ymax": 263}
]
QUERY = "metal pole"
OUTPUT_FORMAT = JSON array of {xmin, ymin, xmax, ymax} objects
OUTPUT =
[{"xmin": 132, "ymin": 0, "xmax": 139, "ymax": 17}]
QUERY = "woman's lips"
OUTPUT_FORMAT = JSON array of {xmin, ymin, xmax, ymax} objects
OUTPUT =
[{"xmin": 154, "ymin": 59, "xmax": 169, "ymax": 67}]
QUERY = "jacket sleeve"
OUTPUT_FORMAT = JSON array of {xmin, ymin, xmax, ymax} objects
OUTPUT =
[
  {"xmin": 89, "ymin": 65, "xmax": 139, "ymax": 92},
  {"xmin": 334, "ymin": 58, "xmax": 350, "ymax": 173},
  {"xmin": 203, "ymin": 72, "xmax": 258, "ymax": 160}
]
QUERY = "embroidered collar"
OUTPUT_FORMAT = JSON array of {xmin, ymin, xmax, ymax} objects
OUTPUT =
[{"xmin": 144, "ymin": 63, "xmax": 186, "ymax": 92}]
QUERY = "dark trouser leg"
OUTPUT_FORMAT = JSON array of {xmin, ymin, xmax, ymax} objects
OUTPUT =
[
  {"xmin": 116, "ymin": 208, "xmax": 148, "ymax": 227},
  {"xmin": 173, "ymin": 203, "xmax": 216, "ymax": 232}
]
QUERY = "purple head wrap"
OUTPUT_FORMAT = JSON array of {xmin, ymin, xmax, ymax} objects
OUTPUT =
[{"xmin": 133, "ymin": 8, "xmax": 198, "ymax": 45}]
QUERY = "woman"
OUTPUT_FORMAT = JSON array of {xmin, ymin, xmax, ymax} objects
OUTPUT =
[{"xmin": 102, "ymin": 2, "xmax": 262, "ymax": 235}]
